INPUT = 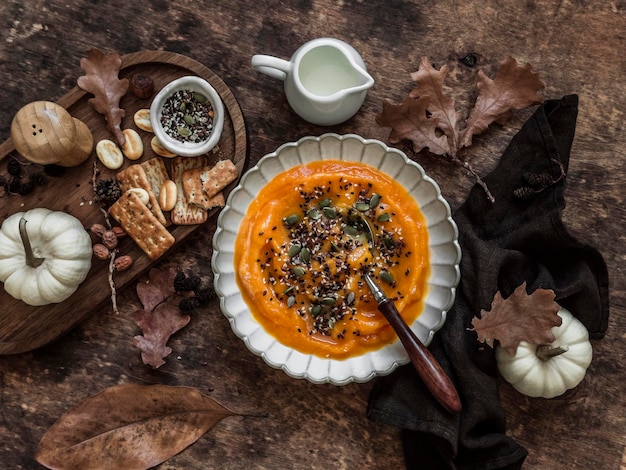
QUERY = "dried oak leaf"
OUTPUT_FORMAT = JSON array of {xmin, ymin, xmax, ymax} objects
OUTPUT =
[
  {"xmin": 35, "ymin": 384, "xmax": 236, "ymax": 470},
  {"xmin": 408, "ymin": 56, "xmax": 462, "ymax": 153},
  {"xmin": 132, "ymin": 267, "xmax": 191, "ymax": 368},
  {"xmin": 77, "ymin": 48, "xmax": 129, "ymax": 147},
  {"xmin": 377, "ymin": 56, "xmax": 545, "ymax": 202},
  {"xmin": 459, "ymin": 56, "xmax": 545, "ymax": 149},
  {"xmin": 470, "ymin": 281, "xmax": 562, "ymax": 355},
  {"xmin": 376, "ymin": 95, "xmax": 450, "ymax": 155}
]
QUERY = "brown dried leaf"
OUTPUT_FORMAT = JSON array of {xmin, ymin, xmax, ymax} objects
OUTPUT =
[
  {"xmin": 459, "ymin": 56, "xmax": 545, "ymax": 148},
  {"xmin": 137, "ymin": 266, "xmax": 178, "ymax": 312},
  {"xmin": 409, "ymin": 57, "xmax": 462, "ymax": 153},
  {"xmin": 77, "ymin": 48, "xmax": 129, "ymax": 147},
  {"xmin": 133, "ymin": 268, "xmax": 191, "ymax": 368},
  {"xmin": 375, "ymin": 95, "xmax": 450, "ymax": 155},
  {"xmin": 471, "ymin": 281, "xmax": 562, "ymax": 355},
  {"xmin": 133, "ymin": 303, "xmax": 190, "ymax": 368},
  {"xmin": 35, "ymin": 384, "xmax": 236, "ymax": 470}
]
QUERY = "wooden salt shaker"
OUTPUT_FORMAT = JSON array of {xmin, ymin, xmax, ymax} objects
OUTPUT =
[{"xmin": 10, "ymin": 101, "xmax": 93, "ymax": 167}]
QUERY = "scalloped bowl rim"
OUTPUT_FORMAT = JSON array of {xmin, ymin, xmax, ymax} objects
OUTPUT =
[{"xmin": 212, "ymin": 133, "xmax": 461, "ymax": 385}]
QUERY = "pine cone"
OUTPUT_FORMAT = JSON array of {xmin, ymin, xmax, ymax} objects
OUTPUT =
[
  {"xmin": 94, "ymin": 178, "xmax": 122, "ymax": 205},
  {"xmin": 195, "ymin": 287, "xmax": 217, "ymax": 305},
  {"xmin": 43, "ymin": 164, "xmax": 65, "ymax": 177},
  {"xmin": 173, "ymin": 271, "xmax": 202, "ymax": 292},
  {"xmin": 513, "ymin": 186, "xmax": 536, "ymax": 200},
  {"xmin": 179, "ymin": 297, "xmax": 200, "ymax": 313},
  {"xmin": 29, "ymin": 172, "xmax": 48, "ymax": 186},
  {"xmin": 7, "ymin": 159, "xmax": 22, "ymax": 177},
  {"xmin": 523, "ymin": 172, "xmax": 553, "ymax": 189}
]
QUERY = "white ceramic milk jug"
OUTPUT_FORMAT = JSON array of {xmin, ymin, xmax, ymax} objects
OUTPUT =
[{"xmin": 251, "ymin": 38, "xmax": 375, "ymax": 126}]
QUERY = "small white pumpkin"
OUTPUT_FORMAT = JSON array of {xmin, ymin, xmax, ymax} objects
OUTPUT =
[
  {"xmin": 495, "ymin": 307, "xmax": 592, "ymax": 399},
  {"xmin": 0, "ymin": 208, "xmax": 92, "ymax": 306}
]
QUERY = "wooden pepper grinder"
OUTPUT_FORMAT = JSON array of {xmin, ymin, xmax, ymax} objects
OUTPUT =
[{"xmin": 10, "ymin": 101, "xmax": 93, "ymax": 167}]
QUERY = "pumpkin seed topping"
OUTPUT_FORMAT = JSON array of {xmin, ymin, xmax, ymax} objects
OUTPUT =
[
  {"xmin": 322, "ymin": 206, "xmax": 337, "ymax": 219},
  {"xmin": 369, "ymin": 193, "xmax": 381, "ymax": 208},
  {"xmin": 264, "ymin": 181, "xmax": 410, "ymax": 338},
  {"xmin": 288, "ymin": 244, "xmax": 302, "ymax": 258},
  {"xmin": 300, "ymin": 246, "xmax": 311, "ymax": 263},
  {"xmin": 293, "ymin": 266, "xmax": 306, "ymax": 277},
  {"xmin": 380, "ymin": 271, "xmax": 395, "ymax": 285},
  {"xmin": 318, "ymin": 198, "xmax": 332, "ymax": 208},
  {"xmin": 307, "ymin": 208, "xmax": 321, "ymax": 220},
  {"xmin": 284, "ymin": 214, "xmax": 300, "ymax": 226},
  {"xmin": 355, "ymin": 202, "xmax": 370, "ymax": 212}
]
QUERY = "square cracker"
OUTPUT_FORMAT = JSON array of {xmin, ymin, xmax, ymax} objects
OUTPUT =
[
  {"xmin": 171, "ymin": 155, "xmax": 209, "ymax": 225},
  {"xmin": 141, "ymin": 157, "xmax": 169, "ymax": 201},
  {"xmin": 204, "ymin": 192, "xmax": 225, "ymax": 210},
  {"xmin": 116, "ymin": 164, "xmax": 167, "ymax": 226},
  {"xmin": 181, "ymin": 167, "xmax": 211, "ymax": 209},
  {"xmin": 181, "ymin": 166, "xmax": 231, "ymax": 211},
  {"xmin": 200, "ymin": 159, "xmax": 239, "ymax": 199},
  {"xmin": 109, "ymin": 190, "xmax": 175, "ymax": 260}
]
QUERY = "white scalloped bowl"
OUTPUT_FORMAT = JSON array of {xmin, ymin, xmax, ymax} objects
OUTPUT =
[{"xmin": 212, "ymin": 134, "xmax": 461, "ymax": 385}]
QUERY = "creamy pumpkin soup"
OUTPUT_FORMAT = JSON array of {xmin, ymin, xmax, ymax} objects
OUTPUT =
[{"xmin": 234, "ymin": 160, "xmax": 429, "ymax": 359}]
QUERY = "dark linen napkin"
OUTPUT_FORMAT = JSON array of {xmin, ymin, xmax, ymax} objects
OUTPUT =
[{"xmin": 367, "ymin": 95, "xmax": 610, "ymax": 469}]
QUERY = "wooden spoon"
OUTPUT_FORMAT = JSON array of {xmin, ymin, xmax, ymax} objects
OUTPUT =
[{"xmin": 365, "ymin": 274, "xmax": 462, "ymax": 414}]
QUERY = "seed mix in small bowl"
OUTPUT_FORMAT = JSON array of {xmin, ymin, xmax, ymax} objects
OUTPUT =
[
  {"xmin": 150, "ymin": 76, "xmax": 224, "ymax": 157},
  {"xmin": 160, "ymin": 89, "xmax": 215, "ymax": 143}
]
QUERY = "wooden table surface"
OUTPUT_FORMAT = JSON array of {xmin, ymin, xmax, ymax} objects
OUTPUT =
[{"xmin": 0, "ymin": 1, "xmax": 624, "ymax": 469}]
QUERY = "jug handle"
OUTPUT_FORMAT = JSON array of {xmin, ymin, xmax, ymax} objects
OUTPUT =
[{"xmin": 251, "ymin": 55, "xmax": 292, "ymax": 81}]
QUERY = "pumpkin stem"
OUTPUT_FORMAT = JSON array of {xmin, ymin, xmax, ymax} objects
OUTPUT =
[
  {"xmin": 19, "ymin": 217, "xmax": 44, "ymax": 268},
  {"xmin": 536, "ymin": 344, "xmax": 569, "ymax": 361}
]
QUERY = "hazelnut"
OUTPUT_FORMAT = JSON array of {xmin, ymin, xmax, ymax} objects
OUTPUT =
[
  {"xmin": 102, "ymin": 230, "xmax": 118, "ymax": 250},
  {"xmin": 93, "ymin": 244, "xmax": 111, "ymax": 260},
  {"xmin": 112, "ymin": 226, "xmax": 127, "ymax": 239},
  {"xmin": 114, "ymin": 255, "xmax": 133, "ymax": 271},
  {"xmin": 90, "ymin": 223, "xmax": 106, "ymax": 238},
  {"xmin": 129, "ymin": 75, "xmax": 155, "ymax": 99}
]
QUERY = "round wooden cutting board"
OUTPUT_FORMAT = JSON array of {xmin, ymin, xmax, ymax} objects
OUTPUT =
[{"xmin": 0, "ymin": 51, "xmax": 247, "ymax": 354}]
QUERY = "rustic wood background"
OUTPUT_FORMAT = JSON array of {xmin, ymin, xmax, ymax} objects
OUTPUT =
[{"xmin": 0, "ymin": 0, "xmax": 624, "ymax": 469}]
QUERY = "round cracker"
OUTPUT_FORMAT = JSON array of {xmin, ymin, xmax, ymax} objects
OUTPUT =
[
  {"xmin": 133, "ymin": 109, "xmax": 153, "ymax": 133},
  {"xmin": 150, "ymin": 135, "xmax": 178, "ymax": 158}
]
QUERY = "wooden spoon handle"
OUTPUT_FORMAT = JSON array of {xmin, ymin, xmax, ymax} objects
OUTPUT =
[{"xmin": 379, "ymin": 299, "xmax": 462, "ymax": 414}]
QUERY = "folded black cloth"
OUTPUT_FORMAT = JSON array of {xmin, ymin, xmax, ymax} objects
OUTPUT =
[{"xmin": 367, "ymin": 95, "xmax": 610, "ymax": 470}]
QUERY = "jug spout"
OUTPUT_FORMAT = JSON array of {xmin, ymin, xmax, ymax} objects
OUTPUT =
[{"xmin": 349, "ymin": 65, "xmax": 375, "ymax": 94}]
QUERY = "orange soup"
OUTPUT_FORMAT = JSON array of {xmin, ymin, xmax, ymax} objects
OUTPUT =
[{"xmin": 234, "ymin": 160, "xmax": 430, "ymax": 359}]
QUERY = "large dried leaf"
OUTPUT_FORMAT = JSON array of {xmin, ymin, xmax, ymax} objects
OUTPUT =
[
  {"xmin": 133, "ymin": 268, "xmax": 191, "ymax": 368},
  {"xmin": 409, "ymin": 57, "xmax": 462, "ymax": 153},
  {"xmin": 471, "ymin": 282, "xmax": 562, "ymax": 355},
  {"xmin": 375, "ymin": 95, "xmax": 450, "ymax": 155},
  {"xmin": 376, "ymin": 55, "xmax": 544, "ymax": 202},
  {"xmin": 77, "ymin": 48, "xmax": 129, "ymax": 146},
  {"xmin": 459, "ymin": 56, "xmax": 545, "ymax": 148},
  {"xmin": 35, "ymin": 384, "xmax": 236, "ymax": 470}
]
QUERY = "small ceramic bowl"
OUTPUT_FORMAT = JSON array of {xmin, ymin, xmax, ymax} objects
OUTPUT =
[{"xmin": 150, "ymin": 76, "xmax": 224, "ymax": 157}]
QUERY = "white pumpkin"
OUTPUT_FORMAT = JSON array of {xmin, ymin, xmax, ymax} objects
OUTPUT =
[
  {"xmin": 495, "ymin": 307, "xmax": 592, "ymax": 399},
  {"xmin": 0, "ymin": 208, "xmax": 92, "ymax": 306}
]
